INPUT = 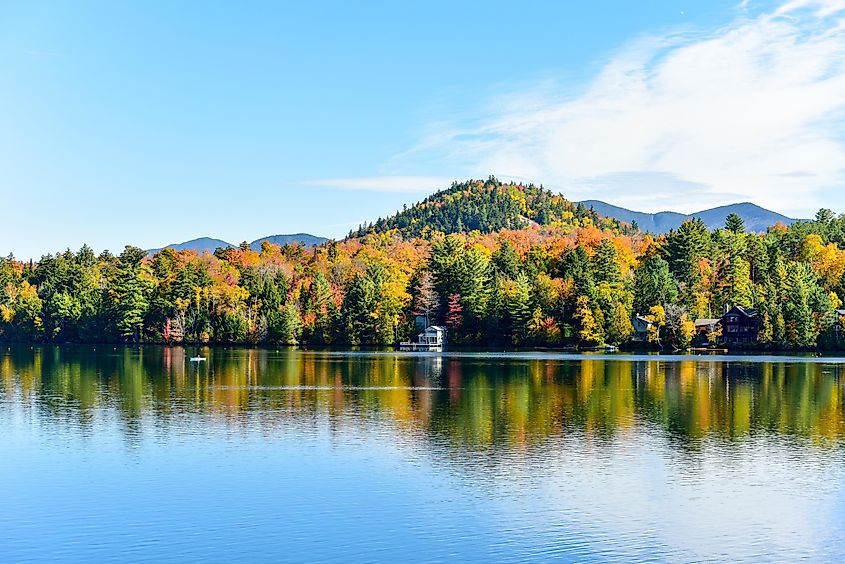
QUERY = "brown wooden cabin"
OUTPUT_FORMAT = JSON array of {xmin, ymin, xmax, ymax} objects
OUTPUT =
[{"xmin": 719, "ymin": 306, "xmax": 759, "ymax": 345}]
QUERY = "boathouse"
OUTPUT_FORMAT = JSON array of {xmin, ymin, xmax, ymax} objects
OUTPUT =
[
  {"xmin": 420, "ymin": 325, "xmax": 445, "ymax": 345},
  {"xmin": 399, "ymin": 325, "xmax": 446, "ymax": 351}
]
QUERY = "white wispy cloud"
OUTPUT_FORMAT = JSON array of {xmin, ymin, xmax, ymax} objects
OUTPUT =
[
  {"xmin": 389, "ymin": 0, "xmax": 845, "ymax": 215},
  {"xmin": 302, "ymin": 176, "xmax": 459, "ymax": 193}
]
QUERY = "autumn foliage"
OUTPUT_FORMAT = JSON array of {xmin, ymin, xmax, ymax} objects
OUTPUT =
[{"xmin": 2, "ymin": 182, "xmax": 845, "ymax": 350}]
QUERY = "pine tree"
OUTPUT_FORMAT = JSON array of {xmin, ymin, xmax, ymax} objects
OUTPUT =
[
  {"xmin": 784, "ymin": 263, "xmax": 816, "ymax": 347},
  {"xmin": 666, "ymin": 218, "xmax": 711, "ymax": 286},
  {"xmin": 724, "ymin": 256, "xmax": 753, "ymax": 308},
  {"xmin": 561, "ymin": 245, "xmax": 596, "ymax": 300},
  {"xmin": 457, "ymin": 248, "xmax": 492, "ymax": 333},
  {"xmin": 341, "ymin": 274, "xmax": 376, "ymax": 345},
  {"xmin": 633, "ymin": 255, "xmax": 676, "ymax": 313},
  {"xmin": 593, "ymin": 239, "xmax": 621, "ymax": 285},
  {"xmin": 725, "ymin": 213, "xmax": 745, "ymax": 234},
  {"xmin": 111, "ymin": 246, "xmax": 150, "ymax": 343},
  {"xmin": 278, "ymin": 302, "xmax": 302, "ymax": 345},
  {"xmin": 503, "ymin": 274, "xmax": 531, "ymax": 344},
  {"xmin": 492, "ymin": 240, "xmax": 522, "ymax": 279},
  {"xmin": 745, "ymin": 235, "xmax": 768, "ymax": 284},
  {"xmin": 430, "ymin": 235, "xmax": 464, "ymax": 307}
]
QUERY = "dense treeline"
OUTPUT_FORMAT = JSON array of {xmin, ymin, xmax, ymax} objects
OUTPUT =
[{"xmin": 2, "ymin": 179, "xmax": 845, "ymax": 349}]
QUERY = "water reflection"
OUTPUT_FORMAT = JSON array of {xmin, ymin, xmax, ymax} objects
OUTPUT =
[
  {"xmin": 3, "ymin": 346, "xmax": 845, "ymax": 562},
  {"xmin": 2, "ymin": 346, "xmax": 844, "ymax": 448}
]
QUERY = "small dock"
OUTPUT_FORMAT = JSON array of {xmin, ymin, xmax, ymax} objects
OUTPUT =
[{"xmin": 398, "ymin": 342, "xmax": 443, "ymax": 352}]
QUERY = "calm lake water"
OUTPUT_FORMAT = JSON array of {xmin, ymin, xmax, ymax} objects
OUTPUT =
[{"xmin": 2, "ymin": 346, "xmax": 845, "ymax": 562}]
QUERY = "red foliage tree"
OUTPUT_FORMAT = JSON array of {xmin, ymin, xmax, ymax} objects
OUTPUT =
[{"xmin": 445, "ymin": 293, "xmax": 463, "ymax": 332}]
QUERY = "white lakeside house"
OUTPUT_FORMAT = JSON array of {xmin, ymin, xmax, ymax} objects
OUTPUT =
[{"xmin": 399, "ymin": 325, "xmax": 446, "ymax": 352}]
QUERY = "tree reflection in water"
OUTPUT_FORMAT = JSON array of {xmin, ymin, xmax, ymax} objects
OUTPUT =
[{"xmin": 2, "ymin": 346, "xmax": 843, "ymax": 451}]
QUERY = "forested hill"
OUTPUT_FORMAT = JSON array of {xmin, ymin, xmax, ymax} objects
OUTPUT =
[
  {"xmin": 349, "ymin": 177, "xmax": 628, "ymax": 238},
  {"xmin": 3, "ymin": 194, "xmax": 845, "ymax": 351}
]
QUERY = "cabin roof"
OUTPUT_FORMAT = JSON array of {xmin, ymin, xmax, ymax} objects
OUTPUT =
[
  {"xmin": 426, "ymin": 325, "xmax": 445, "ymax": 332},
  {"xmin": 694, "ymin": 318, "xmax": 721, "ymax": 327},
  {"xmin": 725, "ymin": 306, "xmax": 759, "ymax": 318}
]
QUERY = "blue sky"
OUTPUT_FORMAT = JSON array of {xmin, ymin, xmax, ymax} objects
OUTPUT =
[{"xmin": 2, "ymin": 0, "xmax": 844, "ymax": 258}]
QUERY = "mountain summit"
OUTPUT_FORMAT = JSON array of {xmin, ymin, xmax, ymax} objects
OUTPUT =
[{"xmin": 350, "ymin": 177, "xmax": 626, "ymax": 238}]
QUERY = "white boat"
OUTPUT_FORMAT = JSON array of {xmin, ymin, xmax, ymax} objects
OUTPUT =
[{"xmin": 189, "ymin": 356, "xmax": 206, "ymax": 362}]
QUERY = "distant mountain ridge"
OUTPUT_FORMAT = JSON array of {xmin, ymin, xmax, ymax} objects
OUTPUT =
[
  {"xmin": 147, "ymin": 233, "xmax": 328, "ymax": 255},
  {"xmin": 145, "ymin": 190, "xmax": 799, "ymax": 257},
  {"xmin": 577, "ymin": 200, "xmax": 800, "ymax": 233},
  {"xmin": 250, "ymin": 233, "xmax": 328, "ymax": 250}
]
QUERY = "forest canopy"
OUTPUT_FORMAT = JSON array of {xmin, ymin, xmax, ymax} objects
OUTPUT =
[{"xmin": 2, "ymin": 178, "xmax": 844, "ymax": 350}]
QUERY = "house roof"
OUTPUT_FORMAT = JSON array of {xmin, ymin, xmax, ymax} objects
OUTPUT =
[
  {"xmin": 425, "ymin": 325, "xmax": 445, "ymax": 332},
  {"xmin": 727, "ymin": 306, "xmax": 759, "ymax": 318},
  {"xmin": 694, "ymin": 318, "xmax": 721, "ymax": 327}
]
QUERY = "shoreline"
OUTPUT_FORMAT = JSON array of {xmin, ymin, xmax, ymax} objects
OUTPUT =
[{"xmin": 3, "ymin": 342, "xmax": 844, "ymax": 360}]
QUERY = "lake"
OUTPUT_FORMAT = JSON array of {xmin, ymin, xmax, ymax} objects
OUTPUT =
[{"xmin": 2, "ymin": 346, "xmax": 844, "ymax": 562}]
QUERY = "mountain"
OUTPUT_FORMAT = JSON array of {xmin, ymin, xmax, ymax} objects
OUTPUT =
[
  {"xmin": 147, "ymin": 237, "xmax": 234, "ymax": 255},
  {"xmin": 578, "ymin": 200, "xmax": 799, "ymax": 233},
  {"xmin": 148, "ymin": 233, "xmax": 327, "ymax": 255},
  {"xmin": 350, "ymin": 177, "xmax": 626, "ymax": 238},
  {"xmin": 249, "ymin": 233, "xmax": 328, "ymax": 251}
]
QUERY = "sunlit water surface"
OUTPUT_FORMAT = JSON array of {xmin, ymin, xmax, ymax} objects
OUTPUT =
[{"xmin": 2, "ymin": 346, "xmax": 845, "ymax": 562}]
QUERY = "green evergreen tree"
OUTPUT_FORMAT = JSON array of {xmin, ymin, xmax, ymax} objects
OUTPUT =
[
  {"xmin": 342, "ymin": 274, "xmax": 376, "ymax": 345},
  {"xmin": 566, "ymin": 245, "xmax": 595, "ymax": 293},
  {"xmin": 111, "ymin": 246, "xmax": 150, "ymax": 343},
  {"xmin": 666, "ymin": 218, "xmax": 711, "ymax": 286},
  {"xmin": 725, "ymin": 212, "xmax": 745, "ymax": 234},
  {"xmin": 593, "ymin": 239, "xmax": 621, "ymax": 285},
  {"xmin": 784, "ymin": 263, "xmax": 816, "ymax": 347},
  {"xmin": 633, "ymin": 255, "xmax": 676, "ymax": 313},
  {"xmin": 277, "ymin": 302, "xmax": 302, "ymax": 345},
  {"xmin": 501, "ymin": 274, "xmax": 531, "ymax": 344},
  {"xmin": 492, "ymin": 240, "xmax": 522, "ymax": 279},
  {"xmin": 457, "ymin": 248, "xmax": 492, "ymax": 338}
]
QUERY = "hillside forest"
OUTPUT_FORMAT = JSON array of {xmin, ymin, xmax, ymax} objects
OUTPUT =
[{"xmin": 3, "ymin": 178, "xmax": 845, "ymax": 350}]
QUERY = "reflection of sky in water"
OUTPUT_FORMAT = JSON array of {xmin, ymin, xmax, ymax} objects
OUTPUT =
[{"xmin": 1, "ymin": 346, "xmax": 844, "ymax": 561}]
